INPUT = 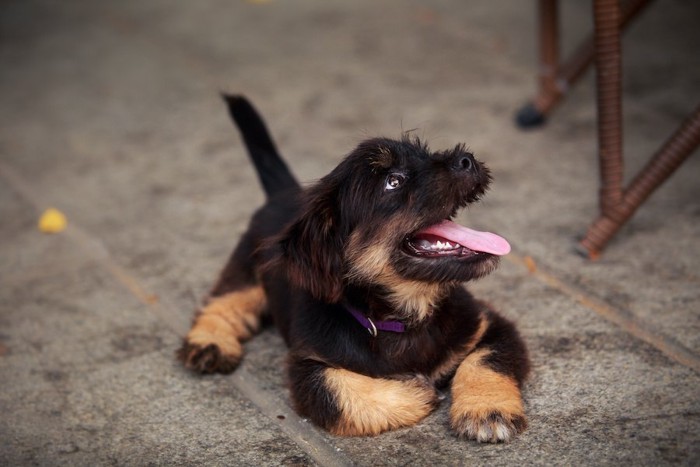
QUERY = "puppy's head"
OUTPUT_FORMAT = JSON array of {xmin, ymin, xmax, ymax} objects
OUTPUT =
[{"xmin": 275, "ymin": 136, "xmax": 510, "ymax": 313}]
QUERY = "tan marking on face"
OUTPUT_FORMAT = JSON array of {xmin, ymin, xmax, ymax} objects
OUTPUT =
[
  {"xmin": 345, "ymin": 238, "xmax": 392, "ymax": 283},
  {"xmin": 185, "ymin": 286, "xmax": 267, "ymax": 358},
  {"xmin": 345, "ymin": 232, "xmax": 447, "ymax": 323},
  {"xmin": 429, "ymin": 313, "xmax": 490, "ymax": 383},
  {"xmin": 324, "ymin": 368, "xmax": 436, "ymax": 436},
  {"xmin": 450, "ymin": 348, "xmax": 526, "ymax": 442}
]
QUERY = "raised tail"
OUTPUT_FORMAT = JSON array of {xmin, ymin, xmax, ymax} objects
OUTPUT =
[{"xmin": 222, "ymin": 94, "xmax": 299, "ymax": 198}]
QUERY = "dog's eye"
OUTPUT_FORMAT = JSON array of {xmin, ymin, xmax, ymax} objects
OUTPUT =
[{"xmin": 384, "ymin": 173, "xmax": 405, "ymax": 191}]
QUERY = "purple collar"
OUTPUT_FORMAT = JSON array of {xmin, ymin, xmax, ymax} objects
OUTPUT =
[{"xmin": 345, "ymin": 304, "xmax": 406, "ymax": 337}]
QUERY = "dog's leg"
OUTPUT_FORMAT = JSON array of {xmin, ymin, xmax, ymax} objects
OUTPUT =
[
  {"xmin": 449, "ymin": 309, "xmax": 529, "ymax": 443},
  {"xmin": 178, "ymin": 233, "xmax": 266, "ymax": 374},
  {"xmin": 289, "ymin": 357, "xmax": 439, "ymax": 436}
]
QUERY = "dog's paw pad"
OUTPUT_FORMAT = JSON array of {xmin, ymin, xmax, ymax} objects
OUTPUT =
[
  {"xmin": 452, "ymin": 411, "xmax": 527, "ymax": 443},
  {"xmin": 177, "ymin": 341, "xmax": 241, "ymax": 374}
]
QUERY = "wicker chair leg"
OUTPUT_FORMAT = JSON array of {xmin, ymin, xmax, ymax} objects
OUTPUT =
[
  {"xmin": 516, "ymin": 0, "xmax": 652, "ymax": 129},
  {"xmin": 593, "ymin": 0, "xmax": 625, "ymax": 214},
  {"xmin": 516, "ymin": 0, "xmax": 559, "ymax": 127},
  {"xmin": 580, "ymin": 105, "xmax": 700, "ymax": 258}
]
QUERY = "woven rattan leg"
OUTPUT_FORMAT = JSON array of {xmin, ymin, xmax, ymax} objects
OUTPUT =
[
  {"xmin": 593, "ymin": 0, "xmax": 624, "ymax": 214},
  {"xmin": 516, "ymin": 0, "xmax": 559, "ymax": 127},
  {"xmin": 516, "ymin": 0, "xmax": 652, "ymax": 129},
  {"xmin": 534, "ymin": 0, "xmax": 560, "ymax": 114},
  {"xmin": 580, "ymin": 105, "xmax": 700, "ymax": 257},
  {"xmin": 559, "ymin": 0, "xmax": 651, "ymax": 93}
]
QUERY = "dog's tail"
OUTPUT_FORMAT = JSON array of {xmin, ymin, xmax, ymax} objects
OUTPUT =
[{"xmin": 222, "ymin": 94, "xmax": 299, "ymax": 197}]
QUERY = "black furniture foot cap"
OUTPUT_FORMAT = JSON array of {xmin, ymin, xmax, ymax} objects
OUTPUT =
[{"xmin": 515, "ymin": 102, "xmax": 546, "ymax": 129}]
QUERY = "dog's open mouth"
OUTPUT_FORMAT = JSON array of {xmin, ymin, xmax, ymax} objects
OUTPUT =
[{"xmin": 404, "ymin": 220, "xmax": 511, "ymax": 259}]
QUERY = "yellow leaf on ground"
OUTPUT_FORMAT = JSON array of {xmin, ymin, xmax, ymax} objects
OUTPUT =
[{"xmin": 38, "ymin": 208, "xmax": 68, "ymax": 233}]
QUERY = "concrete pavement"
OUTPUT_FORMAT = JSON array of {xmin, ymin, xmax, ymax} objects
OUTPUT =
[{"xmin": 1, "ymin": 1, "xmax": 699, "ymax": 465}]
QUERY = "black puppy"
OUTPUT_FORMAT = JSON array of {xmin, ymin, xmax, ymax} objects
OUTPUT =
[{"xmin": 178, "ymin": 96, "xmax": 529, "ymax": 442}]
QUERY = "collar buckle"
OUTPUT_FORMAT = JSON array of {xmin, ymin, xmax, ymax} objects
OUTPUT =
[
  {"xmin": 366, "ymin": 317, "xmax": 378, "ymax": 337},
  {"xmin": 344, "ymin": 303, "xmax": 406, "ymax": 336}
]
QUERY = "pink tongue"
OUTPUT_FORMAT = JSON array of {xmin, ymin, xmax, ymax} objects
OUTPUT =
[{"xmin": 418, "ymin": 220, "xmax": 511, "ymax": 256}]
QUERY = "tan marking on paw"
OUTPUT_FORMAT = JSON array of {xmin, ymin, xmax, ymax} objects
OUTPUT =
[
  {"xmin": 324, "ymin": 368, "xmax": 437, "ymax": 436},
  {"xmin": 184, "ymin": 286, "xmax": 266, "ymax": 359},
  {"xmin": 450, "ymin": 349, "xmax": 526, "ymax": 443}
]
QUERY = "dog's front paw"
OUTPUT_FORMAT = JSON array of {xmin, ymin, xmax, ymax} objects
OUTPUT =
[
  {"xmin": 451, "ymin": 410, "xmax": 527, "ymax": 443},
  {"xmin": 177, "ymin": 340, "xmax": 241, "ymax": 374},
  {"xmin": 178, "ymin": 307, "xmax": 248, "ymax": 374},
  {"xmin": 318, "ymin": 369, "xmax": 439, "ymax": 436},
  {"xmin": 450, "ymin": 349, "xmax": 527, "ymax": 443}
]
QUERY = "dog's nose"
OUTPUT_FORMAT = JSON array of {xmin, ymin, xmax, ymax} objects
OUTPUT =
[{"xmin": 451, "ymin": 153, "xmax": 476, "ymax": 173}]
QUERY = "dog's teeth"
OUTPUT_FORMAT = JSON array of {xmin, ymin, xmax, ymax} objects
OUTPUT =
[
  {"xmin": 411, "ymin": 236, "xmax": 461, "ymax": 252},
  {"xmin": 431, "ymin": 240, "xmax": 458, "ymax": 250}
]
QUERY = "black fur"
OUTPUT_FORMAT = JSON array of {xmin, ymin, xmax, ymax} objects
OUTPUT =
[
  {"xmin": 223, "ymin": 94, "xmax": 298, "ymax": 197},
  {"xmin": 179, "ymin": 95, "xmax": 530, "ymax": 441}
]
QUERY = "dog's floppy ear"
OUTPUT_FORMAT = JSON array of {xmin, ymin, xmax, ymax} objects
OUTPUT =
[{"xmin": 275, "ymin": 183, "xmax": 345, "ymax": 303}]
